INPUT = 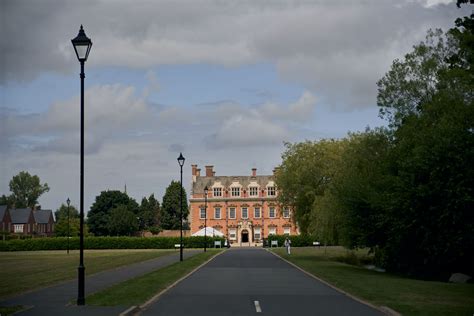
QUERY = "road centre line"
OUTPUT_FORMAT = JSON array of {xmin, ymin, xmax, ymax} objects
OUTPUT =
[{"xmin": 254, "ymin": 300, "xmax": 262, "ymax": 313}]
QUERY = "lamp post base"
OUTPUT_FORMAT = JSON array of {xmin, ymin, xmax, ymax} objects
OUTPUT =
[{"xmin": 77, "ymin": 265, "xmax": 85, "ymax": 305}]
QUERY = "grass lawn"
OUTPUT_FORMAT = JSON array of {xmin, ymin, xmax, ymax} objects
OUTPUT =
[
  {"xmin": 87, "ymin": 249, "xmax": 221, "ymax": 306},
  {"xmin": 272, "ymin": 247, "xmax": 474, "ymax": 316},
  {"xmin": 0, "ymin": 249, "xmax": 175, "ymax": 299}
]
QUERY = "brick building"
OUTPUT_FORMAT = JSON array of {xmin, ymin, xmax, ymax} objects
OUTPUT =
[{"xmin": 189, "ymin": 165, "xmax": 298, "ymax": 246}]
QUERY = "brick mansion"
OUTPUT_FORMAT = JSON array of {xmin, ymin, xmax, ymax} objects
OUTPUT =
[{"xmin": 189, "ymin": 165, "xmax": 298, "ymax": 245}]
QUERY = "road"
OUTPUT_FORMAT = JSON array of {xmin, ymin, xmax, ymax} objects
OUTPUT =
[{"xmin": 141, "ymin": 248, "xmax": 382, "ymax": 316}]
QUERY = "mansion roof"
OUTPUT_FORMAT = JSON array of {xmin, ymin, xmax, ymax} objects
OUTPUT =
[{"xmin": 192, "ymin": 175, "xmax": 274, "ymax": 194}]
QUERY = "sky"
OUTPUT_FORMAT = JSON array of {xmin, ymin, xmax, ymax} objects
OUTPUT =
[{"xmin": 1, "ymin": 0, "xmax": 471, "ymax": 213}]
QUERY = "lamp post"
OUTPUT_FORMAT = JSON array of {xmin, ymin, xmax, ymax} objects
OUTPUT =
[
  {"xmin": 71, "ymin": 25, "xmax": 92, "ymax": 306},
  {"xmin": 204, "ymin": 186, "xmax": 208, "ymax": 252},
  {"xmin": 177, "ymin": 153, "xmax": 185, "ymax": 262},
  {"xmin": 66, "ymin": 198, "xmax": 71, "ymax": 255}
]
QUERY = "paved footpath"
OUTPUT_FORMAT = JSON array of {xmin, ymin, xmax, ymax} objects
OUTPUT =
[
  {"xmin": 0, "ymin": 250, "xmax": 200, "ymax": 316},
  {"xmin": 141, "ymin": 248, "xmax": 383, "ymax": 316}
]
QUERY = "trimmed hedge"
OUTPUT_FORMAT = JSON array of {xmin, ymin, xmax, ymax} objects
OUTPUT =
[
  {"xmin": 266, "ymin": 234, "xmax": 321, "ymax": 247},
  {"xmin": 0, "ymin": 236, "xmax": 225, "ymax": 251}
]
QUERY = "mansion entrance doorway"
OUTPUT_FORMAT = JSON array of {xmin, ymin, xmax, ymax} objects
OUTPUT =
[{"xmin": 241, "ymin": 229, "xmax": 249, "ymax": 243}]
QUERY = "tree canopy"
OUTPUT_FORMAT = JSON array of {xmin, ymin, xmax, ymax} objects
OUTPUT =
[
  {"xmin": 87, "ymin": 190, "xmax": 139, "ymax": 236},
  {"xmin": 8, "ymin": 171, "xmax": 50, "ymax": 209},
  {"xmin": 160, "ymin": 181, "xmax": 189, "ymax": 230}
]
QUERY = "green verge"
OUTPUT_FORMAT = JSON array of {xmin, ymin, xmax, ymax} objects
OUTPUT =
[
  {"xmin": 0, "ymin": 249, "xmax": 174, "ymax": 299},
  {"xmin": 0, "ymin": 305, "xmax": 25, "ymax": 316},
  {"xmin": 87, "ymin": 250, "xmax": 221, "ymax": 306},
  {"xmin": 272, "ymin": 247, "xmax": 474, "ymax": 316}
]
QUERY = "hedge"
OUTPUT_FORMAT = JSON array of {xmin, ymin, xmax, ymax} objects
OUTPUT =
[
  {"xmin": 266, "ymin": 234, "xmax": 321, "ymax": 247},
  {"xmin": 0, "ymin": 236, "xmax": 225, "ymax": 251}
]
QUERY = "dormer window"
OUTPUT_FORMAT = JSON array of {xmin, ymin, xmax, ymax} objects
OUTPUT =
[
  {"xmin": 213, "ymin": 187, "xmax": 222, "ymax": 197},
  {"xmin": 267, "ymin": 187, "xmax": 276, "ymax": 196},
  {"xmin": 231, "ymin": 187, "xmax": 240, "ymax": 197},
  {"xmin": 249, "ymin": 187, "xmax": 258, "ymax": 196}
]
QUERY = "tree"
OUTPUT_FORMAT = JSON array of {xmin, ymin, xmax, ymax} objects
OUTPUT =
[
  {"xmin": 376, "ymin": 29, "xmax": 452, "ymax": 128},
  {"xmin": 370, "ymin": 14, "xmax": 474, "ymax": 278},
  {"xmin": 161, "ymin": 181, "xmax": 188, "ymax": 230},
  {"xmin": 87, "ymin": 190, "xmax": 139, "ymax": 236},
  {"xmin": 8, "ymin": 171, "xmax": 50, "ymax": 208},
  {"xmin": 275, "ymin": 139, "xmax": 347, "ymax": 234},
  {"xmin": 107, "ymin": 205, "xmax": 139, "ymax": 236},
  {"xmin": 139, "ymin": 194, "xmax": 160, "ymax": 230},
  {"xmin": 54, "ymin": 203, "xmax": 80, "ymax": 237},
  {"xmin": 0, "ymin": 195, "xmax": 13, "ymax": 208}
]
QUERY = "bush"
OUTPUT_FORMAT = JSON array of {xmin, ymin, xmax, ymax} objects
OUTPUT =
[
  {"xmin": 0, "ymin": 236, "xmax": 226, "ymax": 251},
  {"xmin": 266, "ymin": 234, "xmax": 320, "ymax": 247}
]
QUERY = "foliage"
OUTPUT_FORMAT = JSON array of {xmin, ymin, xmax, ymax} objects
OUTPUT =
[
  {"xmin": 0, "ymin": 236, "xmax": 225, "ymax": 251},
  {"xmin": 0, "ymin": 194, "xmax": 13, "ymax": 208},
  {"xmin": 8, "ymin": 171, "xmax": 50, "ymax": 208},
  {"xmin": 275, "ymin": 139, "xmax": 347, "ymax": 234},
  {"xmin": 87, "ymin": 190, "xmax": 139, "ymax": 236},
  {"xmin": 161, "ymin": 181, "xmax": 189, "ymax": 230},
  {"xmin": 139, "ymin": 194, "xmax": 160, "ymax": 230},
  {"xmin": 267, "ymin": 234, "xmax": 321, "ymax": 247},
  {"xmin": 54, "ymin": 203, "xmax": 79, "ymax": 221},
  {"xmin": 107, "ymin": 205, "xmax": 139, "ymax": 236}
]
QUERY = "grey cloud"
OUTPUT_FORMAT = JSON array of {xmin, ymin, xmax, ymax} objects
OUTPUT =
[{"xmin": 3, "ymin": 1, "xmax": 469, "ymax": 108}]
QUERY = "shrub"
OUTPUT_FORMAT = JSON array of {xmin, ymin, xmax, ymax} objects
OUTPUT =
[
  {"xmin": 266, "ymin": 234, "xmax": 320, "ymax": 247},
  {"xmin": 0, "ymin": 236, "xmax": 225, "ymax": 251}
]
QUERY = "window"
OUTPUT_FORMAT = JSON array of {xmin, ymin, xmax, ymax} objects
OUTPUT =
[
  {"xmin": 269, "ymin": 207, "xmax": 276, "ymax": 218},
  {"xmin": 283, "ymin": 207, "xmax": 290, "ymax": 218},
  {"xmin": 213, "ymin": 187, "xmax": 222, "ymax": 197},
  {"xmin": 284, "ymin": 227, "xmax": 290, "ymax": 235},
  {"xmin": 254, "ymin": 207, "xmax": 261, "ymax": 218},
  {"xmin": 267, "ymin": 186, "xmax": 276, "ymax": 196},
  {"xmin": 268, "ymin": 227, "xmax": 276, "ymax": 235},
  {"xmin": 254, "ymin": 227, "xmax": 261, "ymax": 240},
  {"xmin": 249, "ymin": 187, "xmax": 258, "ymax": 196},
  {"xmin": 229, "ymin": 228, "xmax": 237, "ymax": 240},
  {"xmin": 214, "ymin": 207, "xmax": 221, "ymax": 219},
  {"xmin": 231, "ymin": 187, "xmax": 240, "ymax": 197},
  {"xmin": 200, "ymin": 207, "xmax": 206, "ymax": 219},
  {"xmin": 242, "ymin": 207, "xmax": 248, "ymax": 219},
  {"xmin": 14, "ymin": 224, "xmax": 23, "ymax": 233},
  {"xmin": 229, "ymin": 207, "xmax": 236, "ymax": 219}
]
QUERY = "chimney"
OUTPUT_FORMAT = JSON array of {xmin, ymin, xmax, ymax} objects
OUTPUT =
[
  {"xmin": 205, "ymin": 165, "xmax": 214, "ymax": 177},
  {"xmin": 196, "ymin": 168, "xmax": 201, "ymax": 177},
  {"xmin": 212, "ymin": 171, "xmax": 216, "ymax": 176},
  {"xmin": 191, "ymin": 164, "xmax": 197, "ymax": 176},
  {"xmin": 252, "ymin": 168, "xmax": 257, "ymax": 177}
]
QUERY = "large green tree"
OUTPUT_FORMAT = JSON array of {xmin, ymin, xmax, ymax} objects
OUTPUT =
[
  {"xmin": 107, "ymin": 205, "xmax": 139, "ymax": 236},
  {"xmin": 8, "ymin": 171, "xmax": 50, "ymax": 209},
  {"xmin": 276, "ymin": 139, "xmax": 347, "ymax": 234},
  {"xmin": 87, "ymin": 190, "xmax": 139, "ymax": 236},
  {"xmin": 160, "ymin": 181, "xmax": 188, "ymax": 230},
  {"xmin": 139, "ymin": 194, "xmax": 160, "ymax": 230},
  {"xmin": 54, "ymin": 203, "xmax": 80, "ymax": 237}
]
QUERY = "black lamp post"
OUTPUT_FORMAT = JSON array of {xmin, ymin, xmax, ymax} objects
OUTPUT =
[
  {"xmin": 71, "ymin": 25, "xmax": 92, "ymax": 306},
  {"xmin": 66, "ymin": 198, "xmax": 71, "ymax": 255},
  {"xmin": 177, "ymin": 153, "xmax": 185, "ymax": 262},
  {"xmin": 204, "ymin": 186, "xmax": 208, "ymax": 252}
]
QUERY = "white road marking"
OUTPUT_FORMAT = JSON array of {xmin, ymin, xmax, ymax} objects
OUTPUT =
[{"xmin": 254, "ymin": 300, "xmax": 262, "ymax": 313}]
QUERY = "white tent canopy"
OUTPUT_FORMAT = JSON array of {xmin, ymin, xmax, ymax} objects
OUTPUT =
[{"xmin": 192, "ymin": 227, "xmax": 224, "ymax": 237}]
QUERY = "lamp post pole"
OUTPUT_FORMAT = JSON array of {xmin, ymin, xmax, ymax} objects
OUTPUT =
[
  {"xmin": 71, "ymin": 25, "xmax": 92, "ymax": 306},
  {"xmin": 67, "ymin": 198, "xmax": 71, "ymax": 255},
  {"xmin": 204, "ymin": 186, "xmax": 208, "ymax": 252},
  {"xmin": 177, "ymin": 153, "xmax": 185, "ymax": 262}
]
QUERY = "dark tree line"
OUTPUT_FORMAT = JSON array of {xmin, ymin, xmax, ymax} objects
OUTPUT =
[{"xmin": 276, "ymin": 15, "xmax": 473, "ymax": 279}]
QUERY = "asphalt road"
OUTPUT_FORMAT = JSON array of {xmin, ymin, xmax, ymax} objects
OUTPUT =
[{"xmin": 141, "ymin": 248, "xmax": 382, "ymax": 316}]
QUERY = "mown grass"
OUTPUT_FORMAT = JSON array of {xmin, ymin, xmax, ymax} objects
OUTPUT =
[
  {"xmin": 87, "ymin": 250, "xmax": 221, "ymax": 306},
  {"xmin": 0, "ymin": 305, "xmax": 24, "ymax": 316},
  {"xmin": 273, "ymin": 247, "xmax": 474, "ymax": 316},
  {"xmin": 0, "ymin": 249, "xmax": 174, "ymax": 299}
]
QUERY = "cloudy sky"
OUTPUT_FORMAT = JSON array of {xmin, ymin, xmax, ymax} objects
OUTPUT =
[{"xmin": 1, "ymin": 0, "xmax": 470, "ymax": 213}]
